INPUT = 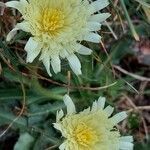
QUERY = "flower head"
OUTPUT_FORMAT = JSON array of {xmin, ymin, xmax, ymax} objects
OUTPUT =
[
  {"xmin": 54, "ymin": 95, "xmax": 134, "ymax": 150},
  {"xmin": 6, "ymin": 0, "xmax": 110, "ymax": 76}
]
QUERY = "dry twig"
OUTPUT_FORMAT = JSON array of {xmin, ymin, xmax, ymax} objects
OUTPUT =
[{"xmin": 113, "ymin": 65, "xmax": 150, "ymax": 82}]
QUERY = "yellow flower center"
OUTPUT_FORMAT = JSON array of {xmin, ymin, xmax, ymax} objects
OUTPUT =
[
  {"xmin": 74, "ymin": 123, "xmax": 98, "ymax": 147},
  {"xmin": 39, "ymin": 8, "xmax": 65, "ymax": 35}
]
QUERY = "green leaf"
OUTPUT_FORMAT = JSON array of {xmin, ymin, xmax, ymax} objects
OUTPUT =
[
  {"xmin": 14, "ymin": 132, "xmax": 34, "ymax": 150},
  {"xmin": 128, "ymin": 112, "xmax": 140, "ymax": 129},
  {"xmin": 134, "ymin": 137, "xmax": 150, "ymax": 150},
  {"xmin": 135, "ymin": 0, "xmax": 150, "ymax": 8},
  {"xmin": 111, "ymin": 38, "xmax": 134, "ymax": 64},
  {"xmin": 3, "ymin": 68, "xmax": 30, "ymax": 85},
  {"xmin": 0, "ymin": 110, "xmax": 27, "ymax": 128}
]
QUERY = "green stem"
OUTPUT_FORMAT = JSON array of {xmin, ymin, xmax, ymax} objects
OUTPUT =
[
  {"xmin": 120, "ymin": 0, "xmax": 140, "ymax": 41},
  {"xmin": 32, "ymin": 77, "xmax": 63, "ymax": 101}
]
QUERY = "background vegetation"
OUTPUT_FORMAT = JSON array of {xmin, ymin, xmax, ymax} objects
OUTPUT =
[{"xmin": 0, "ymin": 0, "xmax": 150, "ymax": 149}]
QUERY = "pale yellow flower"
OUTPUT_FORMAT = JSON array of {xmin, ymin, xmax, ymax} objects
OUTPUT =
[
  {"xmin": 54, "ymin": 95, "xmax": 134, "ymax": 150},
  {"xmin": 6, "ymin": 0, "xmax": 110, "ymax": 76}
]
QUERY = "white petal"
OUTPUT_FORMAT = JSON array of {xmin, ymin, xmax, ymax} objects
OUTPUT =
[
  {"xmin": 119, "ymin": 141, "xmax": 134, "ymax": 150},
  {"xmin": 59, "ymin": 49, "xmax": 69, "ymax": 58},
  {"xmin": 51, "ymin": 56, "xmax": 61, "ymax": 74},
  {"xmin": 5, "ymin": 1, "xmax": 20, "ymax": 9},
  {"xmin": 90, "ymin": 0, "xmax": 109, "ymax": 13},
  {"xmin": 97, "ymin": 97, "xmax": 106, "ymax": 109},
  {"xmin": 77, "ymin": 44, "xmax": 92, "ymax": 55},
  {"xmin": 104, "ymin": 105, "xmax": 114, "ymax": 117},
  {"xmin": 20, "ymin": 0, "xmax": 28, "ymax": 5},
  {"xmin": 5, "ymin": 0, "xmax": 28, "ymax": 12},
  {"xmin": 67, "ymin": 54, "xmax": 81, "ymax": 75},
  {"xmin": 25, "ymin": 37, "xmax": 40, "ymax": 63},
  {"xmin": 0, "ymin": 2, "xmax": 5, "ymax": 7},
  {"xmin": 91, "ymin": 101, "xmax": 98, "ymax": 112},
  {"xmin": 16, "ymin": 22, "xmax": 31, "ymax": 32},
  {"xmin": 42, "ymin": 55, "xmax": 52, "ymax": 77},
  {"xmin": 60, "ymin": 49, "xmax": 69, "ymax": 58},
  {"xmin": 89, "ymin": 13, "xmax": 110, "ymax": 23},
  {"xmin": 6, "ymin": 27, "xmax": 19, "ymax": 41},
  {"xmin": 39, "ymin": 48, "xmax": 48, "ymax": 60},
  {"xmin": 87, "ymin": 22, "xmax": 101, "ymax": 31},
  {"xmin": 59, "ymin": 142, "xmax": 66, "ymax": 150},
  {"xmin": 120, "ymin": 136, "xmax": 133, "ymax": 142},
  {"xmin": 111, "ymin": 111, "xmax": 127, "ymax": 125},
  {"xmin": 53, "ymin": 123, "xmax": 60, "ymax": 130},
  {"xmin": 56, "ymin": 109, "xmax": 64, "ymax": 122},
  {"xmin": 63, "ymin": 94, "xmax": 76, "ymax": 115},
  {"xmin": 7, "ymin": 15, "xmax": 30, "ymax": 42},
  {"xmin": 0, "ymin": 2, "xmax": 5, "ymax": 15},
  {"xmin": 84, "ymin": 32, "xmax": 101, "ymax": 43}
]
